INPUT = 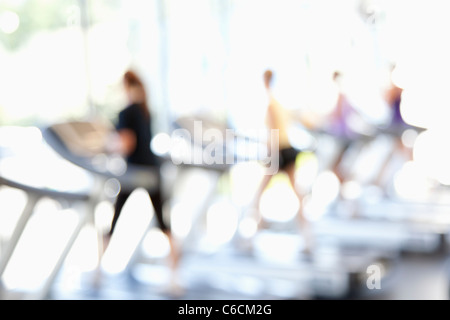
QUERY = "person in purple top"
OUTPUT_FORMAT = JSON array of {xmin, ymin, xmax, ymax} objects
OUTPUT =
[
  {"xmin": 385, "ymin": 64, "xmax": 408, "ymax": 134},
  {"xmin": 374, "ymin": 65, "xmax": 415, "ymax": 191},
  {"xmin": 327, "ymin": 71, "xmax": 360, "ymax": 183}
]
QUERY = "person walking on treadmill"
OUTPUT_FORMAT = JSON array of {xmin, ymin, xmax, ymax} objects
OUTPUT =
[
  {"xmin": 105, "ymin": 70, "xmax": 181, "ymax": 293},
  {"xmin": 252, "ymin": 69, "xmax": 312, "ymax": 252}
]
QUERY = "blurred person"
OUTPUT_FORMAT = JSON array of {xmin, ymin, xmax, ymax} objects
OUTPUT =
[
  {"xmin": 251, "ymin": 69, "xmax": 312, "ymax": 252},
  {"xmin": 104, "ymin": 70, "xmax": 181, "ymax": 293},
  {"xmin": 374, "ymin": 65, "xmax": 415, "ymax": 190},
  {"xmin": 385, "ymin": 65, "xmax": 406, "ymax": 133},
  {"xmin": 325, "ymin": 71, "xmax": 362, "ymax": 183}
]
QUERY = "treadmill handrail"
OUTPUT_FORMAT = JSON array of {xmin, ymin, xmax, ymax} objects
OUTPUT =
[{"xmin": 42, "ymin": 125, "xmax": 158, "ymax": 192}]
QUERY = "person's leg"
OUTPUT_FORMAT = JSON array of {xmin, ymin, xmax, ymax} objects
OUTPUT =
[
  {"xmin": 252, "ymin": 149, "xmax": 286, "ymax": 227},
  {"xmin": 285, "ymin": 162, "xmax": 312, "ymax": 252},
  {"xmin": 331, "ymin": 141, "xmax": 349, "ymax": 183},
  {"xmin": 103, "ymin": 190, "xmax": 132, "ymax": 251},
  {"xmin": 101, "ymin": 191, "xmax": 131, "ymax": 257},
  {"xmin": 279, "ymin": 148, "xmax": 304, "ymax": 221},
  {"xmin": 149, "ymin": 188, "xmax": 182, "ymax": 293},
  {"xmin": 373, "ymin": 137, "xmax": 398, "ymax": 190},
  {"xmin": 284, "ymin": 163, "xmax": 305, "ymax": 222},
  {"xmin": 93, "ymin": 190, "xmax": 132, "ymax": 288},
  {"xmin": 109, "ymin": 191, "xmax": 131, "ymax": 236},
  {"xmin": 251, "ymin": 173, "xmax": 273, "ymax": 227}
]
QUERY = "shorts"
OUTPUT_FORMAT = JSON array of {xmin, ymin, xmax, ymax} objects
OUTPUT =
[{"xmin": 279, "ymin": 147, "xmax": 300, "ymax": 170}]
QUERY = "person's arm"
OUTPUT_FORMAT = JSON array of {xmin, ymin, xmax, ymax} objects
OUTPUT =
[
  {"xmin": 265, "ymin": 103, "xmax": 277, "ymax": 131},
  {"xmin": 385, "ymin": 85, "xmax": 402, "ymax": 106},
  {"xmin": 105, "ymin": 129, "xmax": 136, "ymax": 156},
  {"xmin": 107, "ymin": 108, "xmax": 137, "ymax": 156},
  {"xmin": 117, "ymin": 129, "xmax": 136, "ymax": 156},
  {"xmin": 288, "ymin": 109, "xmax": 322, "ymax": 130}
]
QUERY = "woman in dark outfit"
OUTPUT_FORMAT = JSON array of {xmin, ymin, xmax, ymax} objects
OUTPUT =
[
  {"xmin": 109, "ymin": 71, "xmax": 166, "ymax": 235},
  {"xmin": 107, "ymin": 70, "xmax": 180, "ymax": 291}
]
